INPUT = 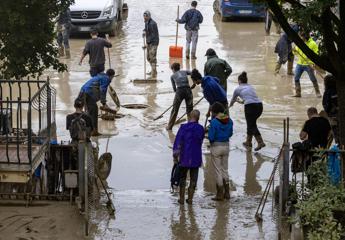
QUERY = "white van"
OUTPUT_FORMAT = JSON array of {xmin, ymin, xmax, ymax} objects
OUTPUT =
[{"xmin": 70, "ymin": 0, "xmax": 125, "ymax": 36}]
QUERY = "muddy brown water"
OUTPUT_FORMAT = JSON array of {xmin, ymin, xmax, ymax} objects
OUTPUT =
[{"xmin": 45, "ymin": 0, "xmax": 324, "ymax": 239}]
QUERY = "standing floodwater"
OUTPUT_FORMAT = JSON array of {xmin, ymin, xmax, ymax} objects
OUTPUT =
[{"xmin": 47, "ymin": 0, "xmax": 325, "ymax": 239}]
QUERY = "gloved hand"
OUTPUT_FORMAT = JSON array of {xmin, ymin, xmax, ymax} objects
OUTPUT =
[
  {"xmin": 206, "ymin": 111, "xmax": 210, "ymax": 118},
  {"xmin": 102, "ymin": 103, "xmax": 110, "ymax": 109}
]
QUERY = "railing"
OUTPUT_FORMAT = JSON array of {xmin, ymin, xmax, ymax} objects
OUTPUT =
[{"xmin": 0, "ymin": 78, "xmax": 56, "ymax": 167}]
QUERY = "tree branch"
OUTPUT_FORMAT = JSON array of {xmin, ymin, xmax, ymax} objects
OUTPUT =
[
  {"xmin": 284, "ymin": 0, "xmax": 341, "ymax": 27},
  {"xmin": 267, "ymin": 0, "xmax": 335, "ymax": 73},
  {"xmin": 321, "ymin": 8, "xmax": 341, "ymax": 72}
]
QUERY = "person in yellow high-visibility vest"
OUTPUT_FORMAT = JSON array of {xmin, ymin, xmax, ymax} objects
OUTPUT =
[{"xmin": 293, "ymin": 31, "xmax": 321, "ymax": 98}]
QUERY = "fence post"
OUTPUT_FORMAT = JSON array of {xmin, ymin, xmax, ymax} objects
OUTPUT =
[
  {"xmin": 279, "ymin": 118, "xmax": 290, "ymax": 224},
  {"xmin": 47, "ymin": 77, "xmax": 52, "ymax": 139}
]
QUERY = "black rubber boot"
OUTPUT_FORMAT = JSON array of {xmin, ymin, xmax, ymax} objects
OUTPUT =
[
  {"xmin": 178, "ymin": 185, "xmax": 185, "ymax": 205},
  {"xmin": 186, "ymin": 186, "xmax": 195, "ymax": 205}
]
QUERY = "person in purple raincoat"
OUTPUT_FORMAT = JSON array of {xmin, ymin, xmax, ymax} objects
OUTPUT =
[{"xmin": 173, "ymin": 109, "xmax": 204, "ymax": 205}]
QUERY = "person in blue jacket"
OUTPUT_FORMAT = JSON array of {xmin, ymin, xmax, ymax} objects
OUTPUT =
[
  {"xmin": 173, "ymin": 110, "xmax": 205, "ymax": 205},
  {"xmin": 190, "ymin": 69, "xmax": 228, "ymax": 117},
  {"xmin": 78, "ymin": 69, "xmax": 115, "ymax": 136},
  {"xmin": 208, "ymin": 102, "xmax": 233, "ymax": 201}
]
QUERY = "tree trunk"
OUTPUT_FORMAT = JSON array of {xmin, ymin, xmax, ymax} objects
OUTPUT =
[{"xmin": 336, "ymin": 72, "xmax": 345, "ymax": 182}]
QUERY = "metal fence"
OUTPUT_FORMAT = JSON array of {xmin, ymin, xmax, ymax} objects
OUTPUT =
[{"xmin": 0, "ymin": 78, "xmax": 56, "ymax": 168}]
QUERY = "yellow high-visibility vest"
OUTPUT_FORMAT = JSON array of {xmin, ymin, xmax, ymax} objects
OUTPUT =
[{"xmin": 294, "ymin": 38, "xmax": 319, "ymax": 66}]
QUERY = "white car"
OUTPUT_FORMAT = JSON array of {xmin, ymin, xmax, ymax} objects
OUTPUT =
[{"xmin": 70, "ymin": 0, "xmax": 125, "ymax": 36}]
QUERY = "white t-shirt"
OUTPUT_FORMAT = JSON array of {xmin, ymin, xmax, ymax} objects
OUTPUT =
[{"xmin": 231, "ymin": 84, "xmax": 261, "ymax": 105}]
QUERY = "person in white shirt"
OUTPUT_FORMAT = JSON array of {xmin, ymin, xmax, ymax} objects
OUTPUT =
[{"xmin": 230, "ymin": 71, "xmax": 265, "ymax": 151}]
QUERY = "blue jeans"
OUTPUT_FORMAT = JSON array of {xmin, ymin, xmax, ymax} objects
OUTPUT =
[{"xmin": 294, "ymin": 64, "xmax": 317, "ymax": 84}]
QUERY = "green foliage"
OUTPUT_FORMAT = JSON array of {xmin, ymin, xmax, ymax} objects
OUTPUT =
[
  {"xmin": 282, "ymin": 0, "xmax": 338, "ymax": 58},
  {"xmin": 0, "ymin": 0, "xmax": 74, "ymax": 79},
  {"xmin": 296, "ymin": 160, "xmax": 345, "ymax": 239}
]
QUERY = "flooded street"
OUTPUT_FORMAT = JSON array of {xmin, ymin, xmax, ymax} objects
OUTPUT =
[{"xmin": 49, "ymin": 0, "xmax": 324, "ymax": 239}]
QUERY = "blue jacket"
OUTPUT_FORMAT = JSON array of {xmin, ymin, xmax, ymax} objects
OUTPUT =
[
  {"xmin": 173, "ymin": 122, "xmax": 204, "ymax": 168},
  {"xmin": 177, "ymin": 8, "xmax": 203, "ymax": 31},
  {"xmin": 208, "ymin": 113, "xmax": 233, "ymax": 143},
  {"xmin": 202, "ymin": 76, "xmax": 228, "ymax": 105},
  {"xmin": 81, "ymin": 73, "xmax": 111, "ymax": 104}
]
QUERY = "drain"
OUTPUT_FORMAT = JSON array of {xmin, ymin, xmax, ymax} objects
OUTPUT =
[{"xmin": 121, "ymin": 104, "xmax": 150, "ymax": 109}]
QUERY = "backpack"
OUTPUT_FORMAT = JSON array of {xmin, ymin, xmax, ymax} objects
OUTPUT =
[
  {"xmin": 290, "ymin": 140, "xmax": 312, "ymax": 174},
  {"xmin": 170, "ymin": 163, "xmax": 181, "ymax": 193},
  {"xmin": 70, "ymin": 114, "xmax": 87, "ymax": 141}
]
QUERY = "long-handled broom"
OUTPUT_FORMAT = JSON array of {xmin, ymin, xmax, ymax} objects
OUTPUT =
[{"xmin": 169, "ymin": 6, "xmax": 183, "ymax": 58}]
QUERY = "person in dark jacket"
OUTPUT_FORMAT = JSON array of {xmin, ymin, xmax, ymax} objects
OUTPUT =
[
  {"xmin": 173, "ymin": 110, "xmax": 204, "ymax": 205},
  {"xmin": 66, "ymin": 99, "xmax": 94, "ymax": 142},
  {"xmin": 204, "ymin": 48, "xmax": 232, "ymax": 91},
  {"xmin": 274, "ymin": 33, "xmax": 293, "ymax": 75},
  {"xmin": 176, "ymin": 1, "xmax": 203, "ymax": 59},
  {"xmin": 79, "ymin": 30, "xmax": 112, "ymax": 77},
  {"xmin": 208, "ymin": 102, "xmax": 233, "ymax": 201},
  {"xmin": 274, "ymin": 25, "xmax": 299, "ymax": 75},
  {"xmin": 190, "ymin": 69, "xmax": 228, "ymax": 117},
  {"xmin": 57, "ymin": 7, "xmax": 72, "ymax": 58},
  {"xmin": 143, "ymin": 11, "xmax": 159, "ymax": 78},
  {"xmin": 230, "ymin": 71, "xmax": 265, "ymax": 151},
  {"xmin": 323, "ymin": 74, "xmax": 338, "ymax": 143},
  {"xmin": 78, "ymin": 69, "xmax": 115, "ymax": 136},
  {"xmin": 167, "ymin": 63, "xmax": 193, "ymax": 130}
]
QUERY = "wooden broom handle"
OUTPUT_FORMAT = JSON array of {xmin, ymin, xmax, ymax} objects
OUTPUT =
[{"xmin": 175, "ymin": 6, "xmax": 179, "ymax": 47}]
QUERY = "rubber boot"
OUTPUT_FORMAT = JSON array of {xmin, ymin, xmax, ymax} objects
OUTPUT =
[
  {"xmin": 242, "ymin": 134, "xmax": 253, "ymax": 148},
  {"xmin": 274, "ymin": 62, "xmax": 281, "ymax": 74},
  {"xmin": 313, "ymin": 81, "xmax": 322, "ymax": 98},
  {"xmin": 254, "ymin": 134, "xmax": 266, "ymax": 151},
  {"xmin": 58, "ymin": 47, "xmax": 65, "ymax": 57},
  {"xmin": 186, "ymin": 186, "xmax": 195, "ymax": 205},
  {"xmin": 178, "ymin": 185, "xmax": 185, "ymax": 205},
  {"xmin": 186, "ymin": 51, "xmax": 190, "ymax": 59},
  {"xmin": 293, "ymin": 83, "xmax": 301, "ymax": 97},
  {"xmin": 223, "ymin": 179, "xmax": 230, "ymax": 200},
  {"xmin": 65, "ymin": 48, "xmax": 71, "ymax": 59},
  {"xmin": 212, "ymin": 185, "xmax": 224, "ymax": 201},
  {"xmin": 287, "ymin": 60, "xmax": 294, "ymax": 75},
  {"xmin": 151, "ymin": 64, "xmax": 157, "ymax": 79}
]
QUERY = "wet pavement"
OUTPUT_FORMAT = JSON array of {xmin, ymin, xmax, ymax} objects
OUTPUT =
[{"xmin": 49, "ymin": 0, "xmax": 325, "ymax": 239}]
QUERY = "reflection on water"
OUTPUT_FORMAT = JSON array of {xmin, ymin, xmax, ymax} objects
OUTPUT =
[
  {"xmin": 244, "ymin": 151, "xmax": 265, "ymax": 195},
  {"xmin": 210, "ymin": 202, "xmax": 230, "ymax": 240},
  {"xmin": 170, "ymin": 207, "xmax": 203, "ymax": 240}
]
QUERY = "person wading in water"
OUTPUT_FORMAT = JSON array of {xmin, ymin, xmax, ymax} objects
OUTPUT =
[{"xmin": 230, "ymin": 71, "xmax": 265, "ymax": 151}]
